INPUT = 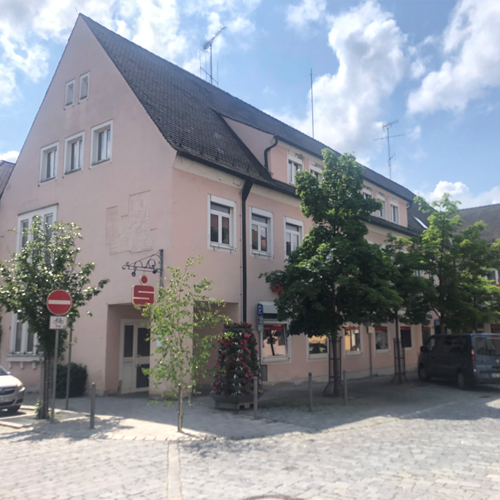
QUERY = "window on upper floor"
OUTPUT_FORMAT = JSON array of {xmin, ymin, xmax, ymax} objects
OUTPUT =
[
  {"xmin": 209, "ymin": 195, "xmax": 236, "ymax": 251},
  {"xmin": 362, "ymin": 187, "xmax": 373, "ymax": 199},
  {"xmin": 65, "ymin": 80, "xmax": 75, "ymax": 107},
  {"xmin": 40, "ymin": 143, "xmax": 58, "ymax": 182},
  {"xmin": 80, "ymin": 72, "xmax": 90, "ymax": 100},
  {"xmin": 490, "ymin": 269, "xmax": 499, "ymax": 285},
  {"xmin": 310, "ymin": 163, "xmax": 323, "ymax": 181},
  {"xmin": 377, "ymin": 195, "xmax": 386, "ymax": 219},
  {"xmin": 91, "ymin": 121, "xmax": 113, "ymax": 165},
  {"xmin": 285, "ymin": 217, "xmax": 303, "ymax": 257},
  {"xmin": 251, "ymin": 207, "xmax": 273, "ymax": 257},
  {"xmin": 390, "ymin": 203, "xmax": 399, "ymax": 224},
  {"xmin": 288, "ymin": 157, "xmax": 303, "ymax": 185},
  {"xmin": 64, "ymin": 132, "xmax": 84, "ymax": 173}
]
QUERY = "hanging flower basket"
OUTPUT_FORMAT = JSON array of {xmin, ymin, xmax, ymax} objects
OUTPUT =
[
  {"xmin": 211, "ymin": 322, "xmax": 263, "ymax": 410},
  {"xmin": 271, "ymin": 283, "xmax": 284, "ymax": 295}
]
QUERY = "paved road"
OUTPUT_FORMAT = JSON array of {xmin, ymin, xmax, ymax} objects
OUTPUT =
[{"xmin": 2, "ymin": 378, "xmax": 500, "ymax": 500}]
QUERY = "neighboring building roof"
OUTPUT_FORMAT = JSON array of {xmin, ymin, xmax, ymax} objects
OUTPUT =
[
  {"xmin": 461, "ymin": 204, "xmax": 500, "ymax": 243},
  {"xmin": 407, "ymin": 202, "xmax": 430, "ymax": 235},
  {"xmin": 81, "ymin": 15, "xmax": 415, "ymax": 203},
  {"xmin": 0, "ymin": 160, "xmax": 15, "ymax": 199}
]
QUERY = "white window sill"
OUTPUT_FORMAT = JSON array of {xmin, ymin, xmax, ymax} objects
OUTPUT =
[
  {"xmin": 7, "ymin": 354, "xmax": 40, "ymax": 363},
  {"xmin": 39, "ymin": 177, "xmax": 56, "ymax": 184},
  {"xmin": 375, "ymin": 348, "xmax": 390, "ymax": 354},
  {"xmin": 91, "ymin": 158, "xmax": 111, "ymax": 168},
  {"xmin": 64, "ymin": 103, "xmax": 74, "ymax": 109},
  {"xmin": 308, "ymin": 354, "xmax": 328, "ymax": 361},
  {"xmin": 79, "ymin": 97, "xmax": 88, "ymax": 103},
  {"xmin": 210, "ymin": 243, "xmax": 236, "ymax": 253},
  {"xmin": 63, "ymin": 167, "xmax": 82, "ymax": 176},
  {"xmin": 251, "ymin": 251, "xmax": 273, "ymax": 259},
  {"xmin": 345, "ymin": 350, "xmax": 363, "ymax": 356},
  {"xmin": 262, "ymin": 356, "xmax": 290, "ymax": 364}
]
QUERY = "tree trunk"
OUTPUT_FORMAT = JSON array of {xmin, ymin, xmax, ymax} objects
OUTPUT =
[
  {"xmin": 40, "ymin": 356, "xmax": 51, "ymax": 419},
  {"xmin": 177, "ymin": 385, "xmax": 183, "ymax": 432},
  {"xmin": 323, "ymin": 336, "xmax": 341, "ymax": 398}
]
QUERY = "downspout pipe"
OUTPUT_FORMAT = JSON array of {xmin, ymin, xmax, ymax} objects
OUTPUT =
[
  {"xmin": 241, "ymin": 179, "xmax": 253, "ymax": 322},
  {"xmin": 264, "ymin": 136, "xmax": 279, "ymax": 171}
]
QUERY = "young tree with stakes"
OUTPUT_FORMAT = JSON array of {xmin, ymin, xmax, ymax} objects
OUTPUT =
[
  {"xmin": 396, "ymin": 195, "xmax": 500, "ymax": 334},
  {"xmin": 0, "ymin": 217, "xmax": 108, "ymax": 419},
  {"xmin": 140, "ymin": 257, "xmax": 229, "ymax": 432},
  {"xmin": 262, "ymin": 151, "xmax": 400, "ymax": 396}
]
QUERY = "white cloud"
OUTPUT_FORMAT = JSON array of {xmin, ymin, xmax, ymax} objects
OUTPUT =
[
  {"xmin": 286, "ymin": 0, "xmax": 327, "ymax": 29},
  {"xmin": 407, "ymin": 125, "xmax": 421, "ymax": 141},
  {"xmin": 410, "ymin": 59, "xmax": 426, "ymax": 79},
  {"xmin": 419, "ymin": 180, "xmax": 500, "ymax": 209},
  {"xmin": 270, "ymin": 0, "xmax": 408, "ymax": 163},
  {"xmin": 408, "ymin": 0, "xmax": 500, "ymax": 115},
  {"xmin": 0, "ymin": 150, "xmax": 19, "ymax": 162}
]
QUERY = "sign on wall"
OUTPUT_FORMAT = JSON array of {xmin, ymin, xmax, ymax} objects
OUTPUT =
[{"xmin": 132, "ymin": 275, "xmax": 155, "ymax": 306}]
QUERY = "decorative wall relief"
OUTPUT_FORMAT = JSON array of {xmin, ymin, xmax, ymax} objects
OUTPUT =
[{"xmin": 106, "ymin": 192, "xmax": 153, "ymax": 254}]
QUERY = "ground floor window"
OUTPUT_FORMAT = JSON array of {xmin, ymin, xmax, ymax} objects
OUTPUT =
[
  {"xmin": 491, "ymin": 324, "xmax": 500, "ymax": 334},
  {"xmin": 375, "ymin": 326, "xmax": 389, "ymax": 351},
  {"xmin": 11, "ymin": 317, "xmax": 36, "ymax": 355},
  {"xmin": 308, "ymin": 335, "xmax": 328, "ymax": 357},
  {"xmin": 262, "ymin": 324, "xmax": 288, "ymax": 360},
  {"xmin": 345, "ymin": 326, "xmax": 361, "ymax": 352},
  {"xmin": 400, "ymin": 327, "xmax": 412, "ymax": 348}
]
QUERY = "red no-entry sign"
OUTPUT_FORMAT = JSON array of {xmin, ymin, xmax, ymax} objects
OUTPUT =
[{"xmin": 47, "ymin": 290, "xmax": 72, "ymax": 315}]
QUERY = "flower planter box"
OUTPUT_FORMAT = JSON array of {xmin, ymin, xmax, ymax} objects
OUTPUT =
[{"xmin": 211, "ymin": 393, "xmax": 257, "ymax": 411}]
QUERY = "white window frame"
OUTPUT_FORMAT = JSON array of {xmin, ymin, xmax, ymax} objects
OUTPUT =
[
  {"xmin": 377, "ymin": 194, "xmax": 386, "ymax": 219},
  {"xmin": 344, "ymin": 325, "xmax": 363, "ymax": 355},
  {"xmin": 9, "ymin": 205, "xmax": 58, "ymax": 358},
  {"xmin": 490, "ymin": 269, "xmax": 499, "ymax": 285},
  {"xmin": 390, "ymin": 203, "xmax": 399, "ymax": 224},
  {"xmin": 250, "ymin": 207, "xmax": 273, "ymax": 258},
  {"xmin": 310, "ymin": 162, "xmax": 323, "ymax": 181},
  {"xmin": 288, "ymin": 156, "xmax": 303, "ymax": 185},
  {"xmin": 307, "ymin": 334, "xmax": 329, "ymax": 360},
  {"xmin": 64, "ymin": 132, "xmax": 85, "ymax": 174},
  {"xmin": 375, "ymin": 326, "xmax": 390, "ymax": 353},
  {"xmin": 207, "ymin": 195, "xmax": 237, "ymax": 252},
  {"xmin": 65, "ymin": 80, "xmax": 75, "ymax": 107},
  {"xmin": 40, "ymin": 142, "xmax": 58, "ymax": 183},
  {"xmin": 79, "ymin": 72, "xmax": 90, "ymax": 101},
  {"xmin": 284, "ymin": 217, "xmax": 303, "ymax": 258},
  {"xmin": 400, "ymin": 327, "xmax": 413, "ymax": 351},
  {"xmin": 362, "ymin": 186, "xmax": 373, "ymax": 199},
  {"xmin": 90, "ymin": 120, "xmax": 113, "ymax": 166}
]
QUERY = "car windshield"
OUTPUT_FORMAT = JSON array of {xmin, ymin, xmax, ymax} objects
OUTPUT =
[
  {"xmin": 475, "ymin": 337, "xmax": 500, "ymax": 357},
  {"xmin": 0, "ymin": 366, "xmax": 8, "ymax": 376}
]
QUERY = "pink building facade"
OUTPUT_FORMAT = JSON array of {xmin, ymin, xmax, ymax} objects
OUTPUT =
[{"xmin": 0, "ymin": 16, "xmax": 435, "ymax": 395}]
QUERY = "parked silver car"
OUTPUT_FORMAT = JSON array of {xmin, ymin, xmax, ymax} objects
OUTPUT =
[{"xmin": 0, "ymin": 365, "xmax": 25, "ymax": 414}]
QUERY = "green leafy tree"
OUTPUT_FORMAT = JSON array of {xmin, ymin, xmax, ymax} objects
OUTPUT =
[
  {"xmin": 397, "ymin": 194, "xmax": 500, "ymax": 333},
  {"xmin": 262, "ymin": 151, "xmax": 400, "ymax": 396},
  {"xmin": 141, "ymin": 257, "xmax": 230, "ymax": 432},
  {"xmin": 0, "ymin": 217, "xmax": 108, "ymax": 419}
]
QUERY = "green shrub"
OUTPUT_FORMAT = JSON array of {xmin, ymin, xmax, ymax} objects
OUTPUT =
[{"xmin": 56, "ymin": 363, "xmax": 88, "ymax": 398}]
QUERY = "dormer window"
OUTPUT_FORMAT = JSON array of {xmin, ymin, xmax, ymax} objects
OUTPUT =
[
  {"xmin": 377, "ymin": 194, "xmax": 386, "ymax": 219},
  {"xmin": 362, "ymin": 187, "xmax": 372, "ymax": 199},
  {"xmin": 310, "ymin": 163, "xmax": 323, "ymax": 181},
  {"xmin": 65, "ymin": 80, "xmax": 75, "ymax": 107},
  {"xmin": 288, "ymin": 157, "xmax": 303, "ymax": 185},
  {"xmin": 390, "ymin": 203, "xmax": 399, "ymax": 224}
]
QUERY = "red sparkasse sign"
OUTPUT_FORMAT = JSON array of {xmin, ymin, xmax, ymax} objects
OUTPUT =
[
  {"xmin": 132, "ymin": 284, "xmax": 155, "ymax": 306},
  {"xmin": 47, "ymin": 290, "xmax": 72, "ymax": 315}
]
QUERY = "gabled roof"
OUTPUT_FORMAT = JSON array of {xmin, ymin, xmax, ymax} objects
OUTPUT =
[
  {"xmin": 81, "ymin": 15, "xmax": 415, "ymax": 202},
  {"xmin": 461, "ymin": 203, "xmax": 500, "ymax": 243},
  {"xmin": 0, "ymin": 160, "xmax": 15, "ymax": 199}
]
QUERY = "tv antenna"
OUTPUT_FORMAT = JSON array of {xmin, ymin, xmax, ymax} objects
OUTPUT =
[
  {"xmin": 201, "ymin": 27, "xmax": 226, "ymax": 85},
  {"xmin": 310, "ymin": 69, "xmax": 315, "ymax": 139},
  {"xmin": 374, "ymin": 120, "xmax": 405, "ymax": 180}
]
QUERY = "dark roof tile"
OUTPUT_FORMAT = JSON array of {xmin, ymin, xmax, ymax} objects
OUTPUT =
[
  {"xmin": 461, "ymin": 204, "xmax": 500, "ymax": 243},
  {"xmin": 0, "ymin": 160, "xmax": 15, "ymax": 199}
]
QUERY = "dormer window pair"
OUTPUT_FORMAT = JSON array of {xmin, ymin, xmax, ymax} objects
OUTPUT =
[
  {"xmin": 65, "ymin": 73, "xmax": 90, "ymax": 108},
  {"xmin": 288, "ymin": 155, "xmax": 324, "ymax": 185}
]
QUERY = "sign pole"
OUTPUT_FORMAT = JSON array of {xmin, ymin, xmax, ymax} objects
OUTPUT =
[
  {"xmin": 51, "ymin": 329, "xmax": 59, "ymax": 423},
  {"xmin": 65, "ymin": 324, "xmax": 73, "ymax": 410}
]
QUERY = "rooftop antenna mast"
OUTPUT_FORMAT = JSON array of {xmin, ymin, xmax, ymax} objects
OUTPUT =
[
  {"xmin": 310, "ymin": 69, "xmax": 315, "ymax": 139},
  {"xmin": 374, "ymin": 120, "xmax": 405, "ymax": 180},
  {"xmin": 201, "ymin": 27, "xmax": 226, "ymax": 85}
]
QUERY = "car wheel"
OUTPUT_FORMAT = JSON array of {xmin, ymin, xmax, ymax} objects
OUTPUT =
[
  {"xmin": 457, "ymin": 371, "xmax": 471, "ymax": 390},
  {"xmin": 418, "ymin": 364, "xmax": 430, "ymax": 382},
  {"xmin": 6, "ymin": 405, "xmax": 20, "ymax": 415}
]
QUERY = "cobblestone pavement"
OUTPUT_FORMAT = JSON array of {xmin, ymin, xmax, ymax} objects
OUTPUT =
[{"xmin": 2, "ymin": 377, "xmax": 500, "ymax": 500}]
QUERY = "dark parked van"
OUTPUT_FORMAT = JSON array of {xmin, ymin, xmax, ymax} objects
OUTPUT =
[{"xmin": 418, "ymin": 334, "xmax": 500, "ymax": 389}]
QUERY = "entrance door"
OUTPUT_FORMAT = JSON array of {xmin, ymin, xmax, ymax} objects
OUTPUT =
[{"xmin": 121, "ymin": 322, "xmax": 151, "ymax": 393}]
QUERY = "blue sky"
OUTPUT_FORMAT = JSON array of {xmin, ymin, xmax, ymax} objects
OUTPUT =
[{"xmin": 1, "ymin": 0, "xmax": 499, "ymax": 208}]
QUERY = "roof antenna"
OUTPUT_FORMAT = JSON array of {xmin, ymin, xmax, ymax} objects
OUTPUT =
[
  {"xmin": 310, "ymin": 69, "xmax": 315, "ymax": 139},
  {"xmin": 374, "ymin": 120, "xmax": 405, "ymax": 180},
  {"xmin": 201, "ymin": 27, "xmax": 226, "ymax": 85}
]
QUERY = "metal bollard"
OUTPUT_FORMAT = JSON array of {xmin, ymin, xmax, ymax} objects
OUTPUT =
[
  {"xmin": 90, "ymin": 382, "xmax": 96, "ymax": 429},
  {"xmin": 343, "ymin": 370, "xmax": 347, "ymax": 406},
  {"xmin": 308, "ymin": 372, "xmax": 313, "ymax": 412},
  {"xmin": 253, "ymin": 376, "xmax": 258, "ymax": 420}
]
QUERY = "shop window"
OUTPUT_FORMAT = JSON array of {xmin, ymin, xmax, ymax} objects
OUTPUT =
[
  {"xmin": 308, "ymin": 335, "xmax": 328, "ymax": 357},
  {"xmin": 262, "ymin": 324, "xmax": 289, "ymax": 360},
  {"xmin": 345, "ymin": 326, "xmax": 361, "ymax": 352},
  {"xmin": 375, "ymin": 326, "xmax": 389, "ymax": 351}
]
